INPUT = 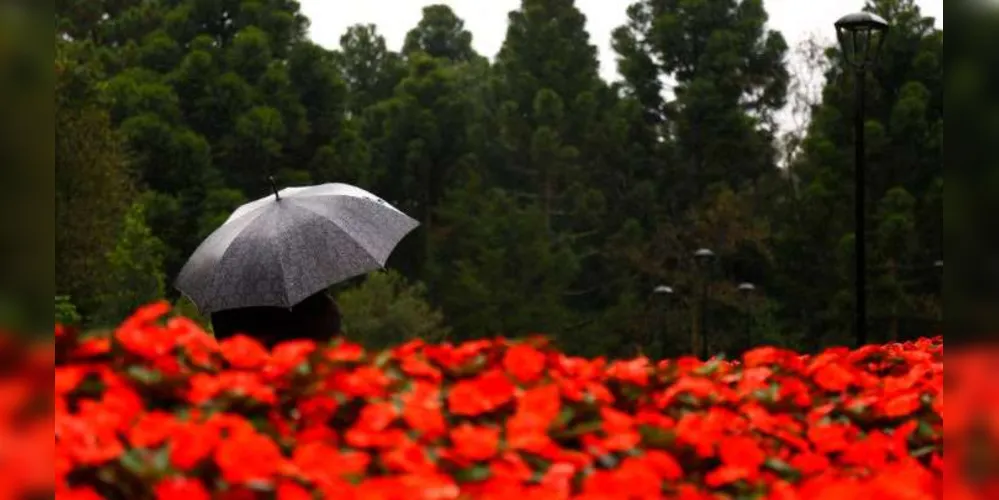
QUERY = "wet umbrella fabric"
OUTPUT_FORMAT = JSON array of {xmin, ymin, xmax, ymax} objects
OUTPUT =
[{"xmin": 175, "ymin": 183, "xmax": 418, "ymax": 314}]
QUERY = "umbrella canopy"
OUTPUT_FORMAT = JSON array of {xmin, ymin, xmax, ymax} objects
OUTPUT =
[{"xmin": 175, "ymin": 183, "xmax": 418, "ymax": 314}]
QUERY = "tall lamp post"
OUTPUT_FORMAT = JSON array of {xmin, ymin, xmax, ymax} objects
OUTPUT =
[
  {"xmin": 835, "ymin": 11, "xmax": 889, "ymax": 347},
  {"xmin": 694, "ymin": 248, "xmax": 716, "ymax": 359},
  {"xmin": 653, "ymin": 285, "xmax": 675, "ymax": 358},
  {"xmin": 738, "ymin": 282, "xmax": 756, "ymax": 352}
]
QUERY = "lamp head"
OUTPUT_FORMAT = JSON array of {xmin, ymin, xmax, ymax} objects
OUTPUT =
[
  {"xmin": 835, "ymin": 11, "xmax": 889, "ymax": 68},
  {"xmin": 694, "ymin": 248, "xmax": 715, "ymax": 262}
]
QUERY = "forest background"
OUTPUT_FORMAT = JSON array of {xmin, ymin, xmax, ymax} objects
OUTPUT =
[{"xmin": 54, "ymin": 0, "xmax": 943, "ymax": 358}]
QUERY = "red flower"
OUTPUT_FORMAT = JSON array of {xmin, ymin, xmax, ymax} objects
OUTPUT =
[
  {"xmin": 296, "ymin": 394, "xmax": 339, "ymax": 427},
  {"xmin": 219, "ymin": 335, "xmax": 270, "ymax": 369},
  {"xmin": 790, "ymin": 451, "xmax": 831, "ymax": 475},
  {"xmin": 169, "ymin": 421, "xmax": 219, "ymax": 470},
  {"xmin": 447, "ymin": 369, "xmax": 515, "ymax": 416},
  {"xmin": 425, "ymin": 340, "xmax": 491, "ymax": 370},
  {"xmin": 58, "ymin": 487, "xmax": 104, "ymax": 500},
  {"xmin": 328, "ymin": 366, "xmax": 391, "ymax": 398},
  {"xmin": 707, "ymin": 435, "xmax": 766, "ymax": 486},
  {"xmin": 880, "ymin": 391, "xmax": 922, "ymax": 418},
  {"xmin": 276, "ymin": 481, "xmax": 314, "ymax": 500},
  {"xmin": 807, "ymin": 422, "xmax": 856, "ymax": 454},
  {"xmin": 507, "ymin": 384, "xmax": 560, "ymax": 452},
  {"xmin": 402, "ymin": 380, "xmax": 447, "ymax": 439},
  {"xmin": 595, "ymin": 406, "xmax": 641, "ymax": 452},
  {"xmin": 503, "ymin": 344, "xmax": 547, "ymax": 384},
  {"xmin": 656, "ymin": 375, "xmax": 722, "ymax": 408},
  {"xmin": 168, "ymin": 317, "xmax": 219, "ymax": 366},
  {"xmin": 115, "ymin": 302, "xmax": 174, "ymax": 358},
  {"xmin": 607, "ymin": 357, "xmax": 650, "ymax": 387},
  {"xmin": 188, "ymin": 371, "xmax": 276, "ymax": 404},
  {"xmin": 292, "ymin": 441, "xmax": 369, "ymax": 486},
  {"xmin": 400, "ymin": 354, "xmax": 443, "ymax": 382},
  {"xmin": 128, "ymin": 411, "xmax": 178, "ymax": 448},
  {"xmin": 346, "ymin": 401, "xmax": 400, "ymax": 448},
  {"xmin": 49, "ymin": 303, "xmax": 945, "ymax": 500},
  {"xmin": 719, "ymin": 435, "xmax": 766, "ymax": 471},
  {"xmin": 538, "ymin": 462, "xmax": 576, "ymax": 496},
  {"xmin": 642, "ymin": 450, "xmax": 683, "ymax": 481},
  {"xmin": 214, "ymin": 430, "xmax": 285, "ymax": 484},
  {"xmin": 450, "ymin": 422, "xmax": 500, "ymax": 462},
  {"xmin": 55, "ymin": 365, "xmax": 90, "ymax": 395},
  {"xmin": 326, "ymin": 341, "xmax": 365, "ymax": 362},
  {"xmin": 489, "ymin": 452, "xmax": 534, "ymax": 482},
  {"xmin": 812, "ymin": 361, "xmax": 856, "ymax": 392},
  {"xmin": 154, "ymin": 477, "xmax": 211, "ymax": 500},
  {"xmin": 581, "ymin": 456, "xmax": 660, "ymax": 498},
  {"xmin": 382, "ymin": 437, "xmax": 437, "ymax": 474},
  {"xmin": 267, "ymin": 340, "xmax": 317, "ymax": 378},
  {"xmin": 73, "ymin": 337, "xmax": 111, "ymax": 358}
]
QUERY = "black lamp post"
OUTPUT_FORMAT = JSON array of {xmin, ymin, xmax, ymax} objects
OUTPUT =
[
  {"xmin": 694, "ymin": 248, "xmax": 715, "ymax": 359},
  {"xmin": 652, "ymin": 285, "xmax": 674, "ymax": 358},
  {"xmin": 738, "ymin": 282, "xmax": 756, "ymax": 351},
  {"xmin": 835, "ymin": 11, "xmax": 889, "ymax": 348}
]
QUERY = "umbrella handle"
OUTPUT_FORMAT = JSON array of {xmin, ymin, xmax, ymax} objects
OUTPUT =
[{"xmin": 269, "ymin": 176, "xmax": 280, "ymax": 200}]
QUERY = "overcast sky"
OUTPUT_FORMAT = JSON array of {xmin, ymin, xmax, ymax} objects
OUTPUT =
[{"xmin": 297, "ymin": 0, "xmax": 943, "ymax": 133}]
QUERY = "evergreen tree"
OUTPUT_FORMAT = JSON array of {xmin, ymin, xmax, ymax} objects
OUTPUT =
[
  {"xmin": 55, "ymin": 37, "xmax": 138, "ymax": 320},
  {"xmin": 402, "ymin": 5, "xmax": 480, "ymax": 63},
  {"xmin": 93, "ymin": 202, "xmax": 167, "ymax": 327},
  {"xmin": 613, "ymin": 0, "xmax": 789, "ymax": 208}
]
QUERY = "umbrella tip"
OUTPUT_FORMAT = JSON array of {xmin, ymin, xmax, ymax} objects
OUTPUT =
[{"xmin": 268, "ymin": 176, "xmax": 280, "ymax": 200}]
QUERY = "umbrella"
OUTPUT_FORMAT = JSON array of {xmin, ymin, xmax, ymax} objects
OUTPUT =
[{"xmin": 175, "ymin": 182, "xmax": 418, "ymax": 314}]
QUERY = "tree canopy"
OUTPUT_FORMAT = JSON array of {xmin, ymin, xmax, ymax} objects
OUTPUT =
[{"xmin": 55, "ymin": 0, "xmax": 942, "ymax": 354}]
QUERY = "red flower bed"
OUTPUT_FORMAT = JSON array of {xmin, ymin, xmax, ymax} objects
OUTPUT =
[{"xmin": 54, "ymin": 302, "xmax": 943, "ymax": 499}]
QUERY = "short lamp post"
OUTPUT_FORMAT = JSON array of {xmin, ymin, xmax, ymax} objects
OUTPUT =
[
  {"xmin": 738, "ymin": 282, "xmax": 756, "ymax": 351},
  {"xmin": 652, "ymin": 285, "xmax": 674, "ymax": 359},
  {"xmin": 835, "ymin": 11, "xmax": 889, "ymax": 348},
  {"xmin": 693, "ymin": 248, "xmax": 716, "ymax": 359}
]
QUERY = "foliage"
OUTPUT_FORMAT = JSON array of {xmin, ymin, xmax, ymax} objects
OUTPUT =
[
  {"xmin": 429, "ymin": 175, "xmax": 578, "ymax": 341},
  {"xmin": 91, "ymin": 202, "xmax": 167, "ymax": 328},
  {"xmin": 55, "ymin": 37, "xmax": 138, "ymax": 320},
  {"xmin": 336, "ymin": 270, "xmax": 450, "ymax": 349},
  {"xmin": 55, "ymin": 296, "xmax": 82, "ymax": 326},
  {"xmin": 52, "ymin": 304, "xmax": 942, "ymax": 498}
]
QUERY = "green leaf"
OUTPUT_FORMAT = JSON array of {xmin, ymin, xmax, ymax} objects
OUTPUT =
[
  {"xmin": 119, "ymin": 449, "xmax": 147, "ymax": 474},
  {"xmin": 554, "ymin": 419, "xmax": 602, "ymax": 439},
  {"xmin": 638, "ymin": 424, "xmax": 676, "ymax": 449},
  {"xmin": 126, "ymin": 365, "xmax": 163, "ymax": 384},
  {"xmin": 763, "ymin": 457, "xmax": 801, "ymax": 480},
  {"xmin": 917, "ymin": 420, "xmax": 937, "ymax": 440},
  {"xmin": 552, "ymin": 405, "xmax": 576, "ymax": 430},
  {"xmin": 294, "ymin": 362, "xmax": 312, "ymax": 376},
  {"xmin": 453, "ymin": 464, "xmax": 491, "ymax": 482}
]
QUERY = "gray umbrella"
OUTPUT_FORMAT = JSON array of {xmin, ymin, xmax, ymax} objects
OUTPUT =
[{"xmin": 175, "ymin": 182, "xmax": 418, "ymax": 314}]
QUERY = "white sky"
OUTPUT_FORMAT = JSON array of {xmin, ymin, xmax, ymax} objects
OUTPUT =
[{"xmin": 297, "ymin": 0, "xmax": 943, "ymax": 133}]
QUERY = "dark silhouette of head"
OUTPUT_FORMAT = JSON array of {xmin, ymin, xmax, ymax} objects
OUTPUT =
[{"xmin": 209, "ymin": 291, "xmax": 341, "ymax": 348}]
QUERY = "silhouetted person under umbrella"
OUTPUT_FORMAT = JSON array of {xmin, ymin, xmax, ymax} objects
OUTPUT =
[{"xmin": 209, "ymin": 290, "xmax": 341, "ymax": 348}]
